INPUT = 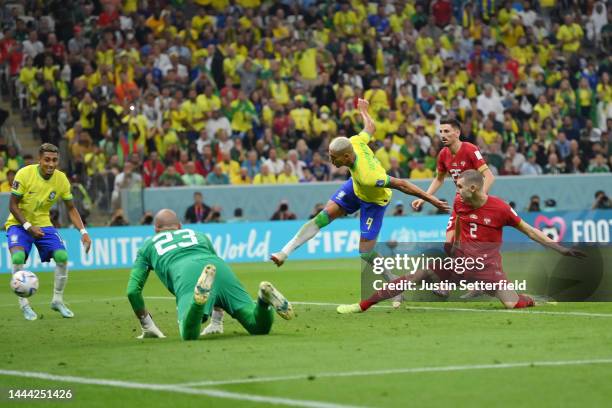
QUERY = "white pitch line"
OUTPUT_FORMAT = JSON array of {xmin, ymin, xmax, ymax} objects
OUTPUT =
[
  {"xmin": 292, "ymin": 301, "xmax": 612, "ymax": 318},
  {"xmin": 2, "ymin": 297, "xmax": 611, "ymax": 318},
  {"xmin": 0, "ymin": 369, "xmax": 362, "ymax": 408},
  {"xmin": 178, "ymin": 358, "xmax": 612, "ymax": 387}
]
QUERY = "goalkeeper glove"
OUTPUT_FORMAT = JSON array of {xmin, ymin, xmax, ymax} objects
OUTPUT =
[{"xmin": 137, "ymin": 313, "xmax": 166, "ymax": 339}]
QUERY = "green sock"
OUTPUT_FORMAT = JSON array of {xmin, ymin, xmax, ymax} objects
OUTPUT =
[
  {"xmin": 179, "ymin": 299, "xmax": 205, "ymax": 341},
  {"xmin": 234, "ymin": 302, "xmax": 274, "ymax": 335}
]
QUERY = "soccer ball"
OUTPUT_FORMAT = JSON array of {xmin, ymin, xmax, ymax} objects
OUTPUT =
[{"xmin": 10, "ymin": 270, "xmax": 39, "ymax": 298}]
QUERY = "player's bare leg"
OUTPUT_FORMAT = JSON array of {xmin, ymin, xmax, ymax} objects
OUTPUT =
[
  {"xmin": 10, "ymin": 247, "xmax": 36, "ymax": 321},
  {"xmin": 271, "ymin": 200, "xmax": 345, "ymax": 267}
]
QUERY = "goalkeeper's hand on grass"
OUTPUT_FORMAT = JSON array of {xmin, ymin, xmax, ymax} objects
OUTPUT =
[{"xmin": 137, "ymin": 314, "xmax": 166, "ymax": 339}]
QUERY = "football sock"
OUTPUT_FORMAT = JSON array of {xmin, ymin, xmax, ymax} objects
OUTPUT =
[
  {"xmin": 359, "ymin": 275, "xmax": 410, "ymax": 311},
  {"xmin": 12, "ymin": 263, "xmax": 28, "ymax": 308},
  {"xmin": 234, "ymin": 302, "xmax": 274, "ymax": 335},
  {"xmin": 281, "ymin": 211, "xmax": 330, "ymax": 256},
  {"xmin": 11, "ymin": 251, "xmax": 25, "ymax": 266},
  {"xmin": 52, "ymin": 263, "xmax": 68, "ymax": 304},
  {"xmin": 513, "ymin": 294, "xmax": 535, "ymax": 309},
  {"xmin": 210, "ymin": 308, "xmax": 224, "ymax": 325}
]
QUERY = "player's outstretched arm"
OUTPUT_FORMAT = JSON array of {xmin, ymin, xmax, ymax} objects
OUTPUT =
[
  {"xmin": 64, "ymin": 199, "xmax": 91, "ymax": 253},
  {"xmin": 515, "ymin": 221, "xmax": 586, "ymax": 258},
  {"xmin": 481, "ymin": 167, "xmax": 495, "ymax": 194},
  {"xmin": 389, "ymin": 177, "xmax": 450, "ymax": 213},
  {"xmin": 357, "ymin": 98, "xmax": 375, "ymax": 135},
  {"xmin": 127, "ymin": 262, "xmax": 166, "ymax": 339},
  {"xmin": 412, "ymin": 171, "xmax": 446, "ymax": 211},
  {"xmin": 9, "ymin": 194, "xmax": 44, "ymax": 238}
]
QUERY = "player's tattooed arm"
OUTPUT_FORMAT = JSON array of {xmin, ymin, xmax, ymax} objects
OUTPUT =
[
  {"xmin": 412, "ymin": 171, "xmax": 446, "ymax": 211},
  {"xmin": 9, "ymin": 194, "xmax": 44, "ymax": 238},
  {"xmin": 389, "ymin": 177, "xmax": 450, "ymax": 213},
  {"xmin": 515, "ymin": 221, "xmax": 586, "ymax": 258}
]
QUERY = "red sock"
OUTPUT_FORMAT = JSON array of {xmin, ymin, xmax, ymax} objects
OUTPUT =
[
  {"xmin": 513, "ymin": 294, "xmax": 535, "ymax": 309},
  {"xmin": 359, "ymin": 276, "xmax": 409, "ymax": 311}
]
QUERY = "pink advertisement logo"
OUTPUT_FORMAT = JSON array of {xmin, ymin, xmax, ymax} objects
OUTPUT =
[{"xmin": 534, "ymin": 215, "xmax": 567, "ymax": 242}]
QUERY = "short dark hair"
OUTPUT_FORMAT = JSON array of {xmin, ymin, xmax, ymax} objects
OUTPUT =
[
  {"xmin": 39, "ymin": 143, "xmax": 59, "ymax": 156},
  {"xmin": 459, "ymin": 169, "xmax": 483, "ymax": 188},
  {"xmin": 439, "ymin": 117, "xmax": 462, "ymax": 130}
]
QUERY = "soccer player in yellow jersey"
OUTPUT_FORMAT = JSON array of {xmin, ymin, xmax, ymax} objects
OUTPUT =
[
  {"xmin": 5, "ymin": 144, "xmax": 91, "ymax": 321},
  {"xmin": 270, "ymin": 99, "xmax": 449, "ymax": 267}
]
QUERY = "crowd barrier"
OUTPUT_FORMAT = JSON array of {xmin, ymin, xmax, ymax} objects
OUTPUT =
[
  {"xmin": 124, "ymin": 174, "xmax": 612, "ymax": 223},
  {"xmin": 0, "ymin": 209, "xmax": 610, "ymax": 272}
]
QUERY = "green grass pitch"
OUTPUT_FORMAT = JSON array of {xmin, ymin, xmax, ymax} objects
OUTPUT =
[{"xmin": 1, "ymin": 258, "xmax": 612, "ymax": 407}]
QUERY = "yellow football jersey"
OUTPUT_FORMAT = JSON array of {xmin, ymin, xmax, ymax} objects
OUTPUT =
[
  {"xmin": 349, "ymin": 131, "xmax": 392, "ymax": 206},
  {"xmin": 5, "ymin": 165, "xmax": 73, "ymax": 229}
]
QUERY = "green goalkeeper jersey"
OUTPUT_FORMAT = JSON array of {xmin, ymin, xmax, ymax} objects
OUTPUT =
[{"xmin": 127, "ymin": 228, "xmax": 218, "ymax": 312}]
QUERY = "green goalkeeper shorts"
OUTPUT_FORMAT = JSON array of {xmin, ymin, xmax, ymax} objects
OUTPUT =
[{"xmin": 172, "ymin": 256, "xmax": 254, "ymax": 319}]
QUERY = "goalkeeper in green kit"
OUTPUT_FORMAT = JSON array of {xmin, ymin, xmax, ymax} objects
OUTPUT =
[{"xmin": 126, "ymin": 209, "xmax": 294, "ymax": 340}]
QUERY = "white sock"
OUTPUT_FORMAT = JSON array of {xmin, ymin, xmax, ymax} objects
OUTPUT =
[
  {"xmin": 12, "ymin": 264, "xmax": 29, "ymax": 308},
  {"xmin": 18, "ymin": 297, "xmax": 29, "ymax": 308},
  {"xmin": 281, "ymin": 219, "xmax": 320, "ymax": 256},
  {"xmin": 211, "ymin": 308, "xmax": 224, "ymax": 325},
  {"xmin": 53, "ymin": 263, "xmax": 68, "ymax": 304}
]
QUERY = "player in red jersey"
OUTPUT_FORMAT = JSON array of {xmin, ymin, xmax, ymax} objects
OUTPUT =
[
  {"xmin": 337, "ymin": 170, "xmax": 585, "ymax": 314},
  {"xmin": 412, "ymin": 117, "xmax": 495, "ymax": 242},
  {"xmin": 399, "ymin": 117, "xmax": 496, "ymax": 302}
]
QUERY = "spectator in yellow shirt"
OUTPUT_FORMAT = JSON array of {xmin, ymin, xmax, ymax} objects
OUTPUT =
[
  {"xmin": 295, "ymin": 40, "xmax": 318, "ymax": 87},
  {"xmin": 364, "ymin": 78, "xmax": 389, "ymax": 115},
  {"xmin": 277, "ymin": 163, "xmax": 299, "ymax": 184},
  {"xmin": 410, "ymin": 159, "xmax": 434, "ymax": 179},
  {"xmin": 373, "ymin": 109, "xmax": 393, "ymax": 141},
  {"xmin": 192, "ymin": 7, "xmax": 215, "ymax": 32},
  {"xmin": 0, "ymin": 169, "xmax": 15, "ymax": 192},
  {"xmin": 77, "ymin": 92, "xmax": 98, "ymax": 132},
  {"xmin": 333, "ymin": 3, "xmax": 359, "ymax": 36},
  {"xmin": 375, "ymin": 136, "xmax": 400, "ymax": 171},
  {"xmin": 556, "ymin": 14, "xmax": 584, "ymax": 53},
  {"xmin": 313, "ymin": 106, "xmax": 337, "ymax": 138},
  {"xmin": 230, "ymin": 91, "xmax": 257, "ymax": 135},
  {"xmin": 253, "ymin": 164, "xmax": 278, "ymax": 184},
  {"xmin": 231, "ymin": 167, "xmax": 252, "ymax": 185},
  {"xmin": 289, "ymin": 96, "xmax": 312, "ymax": 135},
  {"xmin": 218, "ymin": 151, "xmax": 241, "ymax": 180},
  {"xmin": 269, "ymin": 70, "xmax": 290, "ymax": 105},
  {"xmin": 533, "ymin": 95, "xmax": 552, "ymax": 123},
  {"xmin": 477, "ymin": 119, "xmax": 502, "ymax": 147}
]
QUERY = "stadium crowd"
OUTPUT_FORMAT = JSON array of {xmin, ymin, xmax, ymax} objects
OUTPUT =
[{"xmin": 0, "ymin": 0, "xmax": 610, "ymax": 223}]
